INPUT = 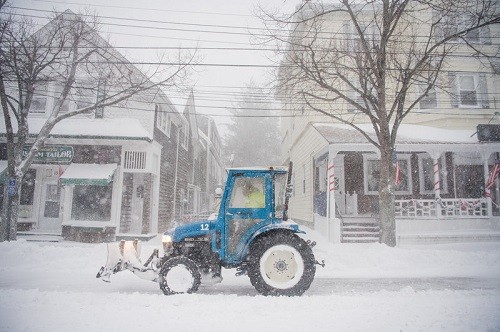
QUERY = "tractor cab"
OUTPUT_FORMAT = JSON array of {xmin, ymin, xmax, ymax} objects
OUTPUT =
[{"xmin": 215, "ymin": 167, "xmax": 292, "ymax": 264}]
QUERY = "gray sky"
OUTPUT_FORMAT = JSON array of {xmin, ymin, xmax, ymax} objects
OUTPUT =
[{"xmin": 11, "ymin": 0, "xmax": 301, "ymax": 130}]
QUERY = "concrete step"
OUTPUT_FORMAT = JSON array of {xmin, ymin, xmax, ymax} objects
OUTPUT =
[
  {"xmin": 343, "ymin": 226, "xmax": 380, "ymax": 232},
  {"xmin": 343, "ymin": 232, "xmax": 380, "ymax": 238},
  {"xmin": 342, "ymin": 222, "xmax": 380, "ymax": 243},
  {"xmin": 17, "ymin": 232, "xmax": 63, "ymax": 242},
  {"xmin": 342, "ymin": 237, "xmax": 380, "ymax": 243}
]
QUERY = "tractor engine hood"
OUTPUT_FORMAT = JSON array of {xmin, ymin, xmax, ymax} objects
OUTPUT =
[{"xmin": 169, "ymin": 220, "xmax": 214, "ymax": 243}]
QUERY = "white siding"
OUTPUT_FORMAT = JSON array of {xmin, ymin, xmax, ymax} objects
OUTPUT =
[{"xmin": 287, "ymin": 125, "xmax": 328, "ymax": 223}]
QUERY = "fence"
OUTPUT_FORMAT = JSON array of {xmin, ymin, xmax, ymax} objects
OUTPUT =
[{"xmin": 394, "ymin": 198, "xmax": 490, "ymax": 219}]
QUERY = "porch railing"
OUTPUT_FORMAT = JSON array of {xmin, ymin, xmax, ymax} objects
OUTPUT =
[{"xmin": 394, "ymin": 198, "xmax": 490, "ymax": 219}]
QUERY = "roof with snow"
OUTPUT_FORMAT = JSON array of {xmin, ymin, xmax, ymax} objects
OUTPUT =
[
  {"xmin": 59, "ymin": 163, "xmax": 117, "ymax": 186},
  {"xmin": 0, "ymin": 118, "xmax": 152, "ymax": 142},
  {"xmin": 313, "ymin": 123, "xmax": 481, "ymax": 145}
]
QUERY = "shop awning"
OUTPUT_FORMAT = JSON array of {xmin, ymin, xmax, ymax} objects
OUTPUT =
[
  {"xmin": 60, "ymin": 163, "xmax": 117, "ymax": 186},
  {"xmin": 0, "ymin": 160, "xmax": 7, "ymax": 184}
]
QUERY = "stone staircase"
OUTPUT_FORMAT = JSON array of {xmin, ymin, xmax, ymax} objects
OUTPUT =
[{"xmin": 341, "ymin": 222, "xmax": 380, "ymax": 243}]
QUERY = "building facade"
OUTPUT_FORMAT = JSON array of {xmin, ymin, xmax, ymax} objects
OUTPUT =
[
  {"xmin": 278, "ymin": 3, "xmax": 500, "ymax": 244},
  {"xmin": 0, "ymin": 11, "xmax": 225, "ymax": 241}
]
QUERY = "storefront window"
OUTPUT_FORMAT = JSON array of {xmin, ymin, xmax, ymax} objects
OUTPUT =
[{"xmin": 71, "ymin": 184, "xmax": 112, "ymax": 221}]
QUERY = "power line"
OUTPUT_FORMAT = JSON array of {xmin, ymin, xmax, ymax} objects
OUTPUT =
[
  {"xmin": 9, "ymin": 10, "xmax": 500, "ymax": 46},
  {"xmin": 22, "ymin": 0, "xmax": 255, "ymax": 17},
  {"xmin": 7, "ymin": 85, "xmax": 499, "ymax": 117}
]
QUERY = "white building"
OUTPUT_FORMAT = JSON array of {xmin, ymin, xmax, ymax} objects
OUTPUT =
[{"xmin": 278, "ymin": 2, "xmax": 500, "ymax": 244}]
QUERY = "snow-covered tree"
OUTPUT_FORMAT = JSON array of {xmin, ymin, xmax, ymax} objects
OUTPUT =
[{"xmin": 223, "ymin": 84, "xmax": 281, "ymax": 167}]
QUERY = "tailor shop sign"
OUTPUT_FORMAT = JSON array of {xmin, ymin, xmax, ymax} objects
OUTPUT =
[{"xmin": 23, "ymin": 145, "xmax": 74, "ymax": 164}]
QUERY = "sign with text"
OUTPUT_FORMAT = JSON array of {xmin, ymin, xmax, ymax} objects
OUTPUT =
[
  {"xmin": 23, "ymin": 145, "xmax": 74, "ymax": 164},
  {"xmin": 7, "ymin": 178, "xmax": 16, "ymax": 197}
]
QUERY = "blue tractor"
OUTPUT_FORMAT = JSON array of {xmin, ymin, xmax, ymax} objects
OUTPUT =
[{"xmin": 97, "ymin": 164, "xmax": 322, "ymax": 296}]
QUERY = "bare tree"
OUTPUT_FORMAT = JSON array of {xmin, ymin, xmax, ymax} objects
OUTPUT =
[
  {"xmin": 0, "ymin": 6, "xmax": 194, "ymax": 241},
  {"xmin": 259, "ymin": 0, "xmax": 500, "ymax": 246}
]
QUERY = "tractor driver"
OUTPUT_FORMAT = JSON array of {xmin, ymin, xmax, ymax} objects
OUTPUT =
[{"xmin": 243, "ymin": 179, "xmax": 265, "ymax": 208}]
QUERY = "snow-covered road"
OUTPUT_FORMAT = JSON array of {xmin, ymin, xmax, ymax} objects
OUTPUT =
[{"xmin": 1, "ymin": 232, "xmax": 500, "ymax": 331}]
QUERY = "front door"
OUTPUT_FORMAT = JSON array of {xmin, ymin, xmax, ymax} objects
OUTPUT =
[
  {"xmin": 223, "ymin": 173, "xmax": 269, "ymax": 262},
  {"xmin": 38, "ymin": 181, "xmax": 62, "ymax": 232},
  {"xmin": 130, "ymin": 173, "xmax": 145, "ymax": 234}
]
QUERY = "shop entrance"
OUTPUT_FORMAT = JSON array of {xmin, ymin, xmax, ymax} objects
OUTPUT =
[{"xmin": 38, "ymin": 180, "xmax": 62, "ymax": 232}]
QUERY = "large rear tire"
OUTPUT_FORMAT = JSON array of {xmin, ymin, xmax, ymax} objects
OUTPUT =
[
  {"xmin": 248, "ymin": 232, "xmax": 316, "ymax": 296},
  {"xmin": 158, "ymin": 256, "xmax": 201, "ymax": 295}
]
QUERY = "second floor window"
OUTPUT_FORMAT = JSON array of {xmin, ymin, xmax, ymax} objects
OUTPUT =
[
  {"xmin": 448, "ymin": 72, "xmax": 489, "ymax": 109},
  {"xmin": 53, "ymin": 83, "xmax": 71, "ymax": 113},
  {"xmin": 419, "ymin": 85, "xmax": 438, "ymax": 109},
  {"xmin": 75, "ymin": 81, "xmax": 94, "ymax": 111},
  {"xmin": 439, "ymin": 12, "xmax": 491, "ymax": 44},
  {"xmin": 156, "ymin": 104, "xmax": 171, "ymax": 136},
  {"xmin": 31, "ymin": 84, "xmax": 48, "ymax": 113},
  {"xmin": 458, "ymin": 75, "xmax": 478, "ymax": 106}
]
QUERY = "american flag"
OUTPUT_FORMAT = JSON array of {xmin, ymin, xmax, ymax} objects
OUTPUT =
[
  {"xmin": 484, "ymin": 160, "xmax": 500, "ymax": 197},
  {"xmin": 392, "ymin": 150, "xmax": 402, "ymax": 185}
]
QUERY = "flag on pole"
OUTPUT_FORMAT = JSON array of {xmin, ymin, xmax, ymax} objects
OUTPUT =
[
  {"xmin": 57, "ymin": 165, "xmax": 65, "ymax": 186},
  {"xmin": 328, "ymin": 162, "xmax": 335, "ymax": 192},
  {"xmin": 392, "ymin": 150, "xmax": 402, "ymax": 185},
  {"xmin": 484, "ymin": 160, "xmax": 500, "ymax": 197}
]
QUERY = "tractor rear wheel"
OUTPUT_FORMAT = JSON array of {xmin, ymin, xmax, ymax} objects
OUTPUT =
[
  {"xmin": 158, "ymin": 256, "xmax": 201, "ymax": 295},
  {"xmin": 248, "ymin": 232, "xmax": 316, "ymax": 296}
]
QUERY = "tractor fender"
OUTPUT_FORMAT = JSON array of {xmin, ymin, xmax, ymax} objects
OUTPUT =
[{"xmin": 242, "ymin": 222, "xmax": 306, "ymax": 258}]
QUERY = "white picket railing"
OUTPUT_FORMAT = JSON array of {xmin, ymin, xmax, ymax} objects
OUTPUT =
[{"xmin": 394, "ymin": 198, "xmax": 490, "ymax": 219}]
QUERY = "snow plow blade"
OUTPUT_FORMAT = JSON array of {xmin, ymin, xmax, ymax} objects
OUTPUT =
[{"xmin": 96, "ymin": 240, "xmax": 158, "ymax": 282}]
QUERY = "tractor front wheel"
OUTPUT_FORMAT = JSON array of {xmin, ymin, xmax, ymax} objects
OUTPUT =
[
  {"xmin": 158, "ymin": 256, "xmax": 201, "ymax": 295},
  {"xmin": 248, "ymin": 232, "xmax": 316, "ymax": 296}
]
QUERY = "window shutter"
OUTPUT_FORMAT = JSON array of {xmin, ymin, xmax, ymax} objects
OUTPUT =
[
  {"xmin": 432, "ymin": 10, "xmax": 444, "ymax": 42},
  {"xmin": 448, "ymin": 72, "xmax": 459, "ymax": 108},
  {"xmin": 343, "ymin": 21, "xmax": 351, "ymax": 51},
  {"xmin": 478, "ymin": 73, "xmax": 490, "ymax": 109},
  {"xmin": 480, "ymin": 25, "xmax": 492, "ymax": 45}
]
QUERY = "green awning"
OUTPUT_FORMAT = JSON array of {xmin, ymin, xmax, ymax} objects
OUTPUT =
[
  {"xmin": 0, "ymin": 160, "xmax": 7, "ymax": 184},
  {"xmin": 60, "ymin": 163, "xmax": 117, "ymax": 186}
]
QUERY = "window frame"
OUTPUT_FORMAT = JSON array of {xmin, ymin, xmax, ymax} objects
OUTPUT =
[
  {"xmin": 75, "ymin": 79, "xmax": 95, "ymax": 112},
  {"xmin": 30, "ymin": 84, "xmax": 49, "ymax": 114},
  {"xmin": 70, "ymin": 184, "xmax": 113, "ymax": 221},
  {"xmin": 363, "ymin": 154, "xmax": 412, "ymax": 195},
  {"xmin": 180, "ymin": 122, "xmax": 189, "ymax": 150},
  {"xmin": 418, "ymin": 84, "xmax": 438, "ymax": 110},
  {"xmin": 418, "ymin": 154, "xmax": 448, "ymax": 195},
  {"xmin": 457, "ymin": 74, "xmax": 479, "ymax": 107}
]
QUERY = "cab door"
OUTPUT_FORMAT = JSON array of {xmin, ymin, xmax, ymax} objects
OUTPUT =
[{"xmin": 222, "ymin": 172, "xmax": 270, "ymax": 262}]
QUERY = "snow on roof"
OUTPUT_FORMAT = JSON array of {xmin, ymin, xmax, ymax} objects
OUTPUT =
[
  {"xmin": 313, "ymin": 123, "xmax": 480, "ymax": 145},
  {"xmin": 0, "ymin": 118, "xmax": 152, "ymax": 141},
  {"xmin": 59, "ymin": 163, "xmax": 117, "ymax": 186}
]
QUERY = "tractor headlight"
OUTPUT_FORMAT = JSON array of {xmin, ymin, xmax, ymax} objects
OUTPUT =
[
  {"xmin": 162, "ymin": 235, "xmax": 173, "ymax": 256},
  {"xmin": 162, "ymin": 234, "xmax": 172, "ymax": 244}
]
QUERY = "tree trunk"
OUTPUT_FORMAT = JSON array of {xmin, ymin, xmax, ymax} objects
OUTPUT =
[
  {"xmin": 0, "ymin": 185, "xmax": 8, "ymax": 241},
  {"xmin": 378, "ymin": 143, "xmax": 396, "ymax": 247}
]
